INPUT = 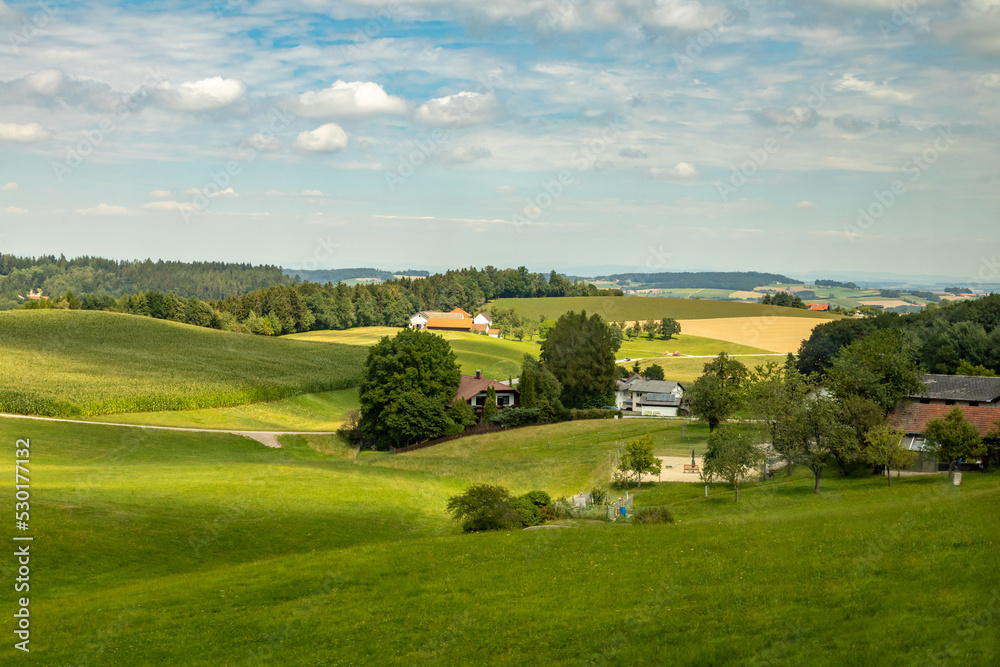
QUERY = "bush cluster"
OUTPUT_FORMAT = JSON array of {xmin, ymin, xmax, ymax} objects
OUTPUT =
[
  {"xmin": 446, "ymin": 485, "xmax": 552, "ymax": 533},
  {"xmin": 631, "ymin": 506, "xmax": 675, "ymax": 525}
]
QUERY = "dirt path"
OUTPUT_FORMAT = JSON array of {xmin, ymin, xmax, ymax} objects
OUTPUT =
[{"xmin": 0, "ymin": 413, "xmax": 333, "ymax": 448}]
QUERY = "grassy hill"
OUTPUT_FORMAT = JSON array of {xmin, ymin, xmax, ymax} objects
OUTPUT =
[
  {"xmin": 5, "ymin": 417, "xmax": 997, "ymax": 664},
  {"xmin": 489, "ymin": 296, "xmax": 839, "ymax": 323},
  {"xmin": 0, "ymin": 310, "xmax": 366, "ymax": 417}
]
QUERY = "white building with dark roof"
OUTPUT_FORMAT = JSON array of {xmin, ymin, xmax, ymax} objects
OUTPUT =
[{"xmin": 615, "ymin": 375, "xmax": 685, "ymax": 416}]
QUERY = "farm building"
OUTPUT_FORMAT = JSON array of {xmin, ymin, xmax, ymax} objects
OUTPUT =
[
  {"xmin": 409, "ymin": 309, "xmax": 500, "ymax": 336},
  {"xmin": 615, "ymin": 375, "xmax": 685, "ymax": 416},
  {"xmin": 808, "ymin": 304, "xmax": 830, "ymax": 311},
  {"xmin": 452, "ymin": 370, "xmax": 519, "ymax": 415},
  {"xmin": 889, "ymin": 374, "xmax": 1000, "ymax": 471}
]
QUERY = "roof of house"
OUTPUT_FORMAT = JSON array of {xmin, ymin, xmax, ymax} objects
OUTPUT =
[
  {"xmin": 474, "ymin": 312, "xmax": 492, "ymax": 321},
  {"xmin": 808, "ymin": 304, "xmax": 830, "ymax": 311},
  {"xmin": 425, "ymin": 317, "xmax": 473, "ymax": 330},
  {"xmin": 418, "ymin": 311, "xmax": 467, "ymax": 319},
  {"xmin": 470, "ymin": 322, "xmax": 489, "ymax": 333},
  {"xmin": 890, "ymin": 402, "xmax": 1000, "ymax": 438},
  {"xmin": 451, "ymin": 308, "xmax": 472, "ymax": 317},
  {"xmin": 627, "ymin": 379, "xmax": 684, "ymax": 394},
  {"xmin": 615, "ymin": 374, "xmax": 643, "ymax": 392},
  {"xmin": 912, "ymin": 374, "xmax": 1000, "ymax": 403},
  {"xmin": 453, "ymin": 374, "xmax": 519, "ymax": 403}
]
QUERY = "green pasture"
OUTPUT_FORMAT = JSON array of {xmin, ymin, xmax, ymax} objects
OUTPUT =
[
  {"xmin": 0, "ymin": 310, "xmax": 366, "ymax": 418},
  {"xmin": 91, "ymin": 388, "xmax": 361, "ymax": 431},
  {"xmin": 489, "ymin": 296, "xmax": 838, "ymax": 323},
  {"xmin": 2, "ymin": 416, "xmax": 997, "ymax": 665},
  {"xmin": 627, "ymin": 354, "xmax": 784, "ymax": 385}
]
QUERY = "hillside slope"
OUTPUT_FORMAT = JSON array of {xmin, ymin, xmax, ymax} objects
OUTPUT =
[{"xmin": 0, "ymin": 310, "xmax": 366, "ymax": 417}]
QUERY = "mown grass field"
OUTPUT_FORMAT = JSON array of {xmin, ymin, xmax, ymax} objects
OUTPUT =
[
  {"xmin": 0, "ymin": 310, "xmax": 366, "ymax": 417},
  {"xmin": 490, "ymin": 296, "xmax": 839, "ymax": 323},
  {"xmin": 676, "ymin": 316, "xmax": 827, "ymax": 354},
  {"xmin": 3, "ymin": 416, "xmax": 996, "ymax": 665},
  {"xmin": 92, "ymin": 388, "xmax": 360, "ymax": 431},
  {"xmin": 629, "ymin": 355, "xmax": 783, "ymax": 385}
]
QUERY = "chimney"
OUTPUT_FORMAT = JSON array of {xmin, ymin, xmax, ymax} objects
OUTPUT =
[{"xmin": 475, "ymin": 370, "xmax": 483, "ymax": 380}]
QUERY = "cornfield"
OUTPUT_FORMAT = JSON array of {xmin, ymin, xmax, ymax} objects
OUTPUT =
[{"xmin": 0, "ymin": 310, "xmax": 367, "ymax": 418}]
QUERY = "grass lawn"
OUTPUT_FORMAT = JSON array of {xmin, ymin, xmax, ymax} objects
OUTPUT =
[
  {"xmin": 4, "ymin": 416, "xmax": 997, "ymax": 665},
  {"xmin": 91, "ymin": 388, "xmax": 360, "ymax": 431},
  {"xmin": 0, "ymin": 310, "xmax": 366, "ymax": 417},
  {"xmin": 490, "ymin": 296, "xmax": 839, "ymax": 323},
  {"xmin": 629, "ymin": 355, "xmax": 784, "ymax": 384}
]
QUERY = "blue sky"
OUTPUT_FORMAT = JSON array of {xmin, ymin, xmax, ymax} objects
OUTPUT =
[{"xmin": 0, "ymin": 0, "xmax": 998, "ymax": 279}]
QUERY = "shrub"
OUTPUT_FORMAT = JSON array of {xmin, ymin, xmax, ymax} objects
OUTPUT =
[
  {"xmin": 446, "ymin": 484, "xmax": 521, "ymax": 533},
  {"xmin": 336, "ymin": 409, "xmax": 363, "ymax": 446},
  {"xmin": 590, "ymin": 488, "xmax": 608, "ymax": 505},
  {"xmin": 571, "ymin": 408, "xmax": 620, "ymax": 420},
  {"xmin": 510, "ymin": 495, "xmax": 541, "ymax": 526},
  {"xmin": 632, "ymin": 506, "xmax": 674, "ymax": 525},
  {"xmin": 491, "ymin": 407, "xmax": 542, "ymax": 428}
]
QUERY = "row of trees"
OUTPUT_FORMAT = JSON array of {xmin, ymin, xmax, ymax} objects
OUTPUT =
[
  {"xmin": 797, "ymin": 294, "xmax": 1000, "ymax": 376},
  {"xmin": 760, "ymin": 291, "xmax": 808, "ymax": 309},
  {"xmin": 691, "ymin": 329, "xmax": 998, "ymax": 499}
]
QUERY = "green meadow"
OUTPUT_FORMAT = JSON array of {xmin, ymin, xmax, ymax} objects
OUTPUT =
[
  {"xmin": 0, "ymin": 310, "xmax": 366, "ymax": 418},
  {"xmin": 3, "ymin": 416, "xmax": 997, "ymax": 665},
  {"xmin": 489, "ymin": 296, "xmax": 839, "ymax": 323}
]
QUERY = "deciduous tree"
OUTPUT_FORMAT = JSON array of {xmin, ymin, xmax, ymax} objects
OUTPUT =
[
  {"xmin": 923, "ymin": 407, "xmax": 986, "ymax": 480},
  {"xmin": 701, "ymin": 427, "xmax": 764, "ymax": 502}
]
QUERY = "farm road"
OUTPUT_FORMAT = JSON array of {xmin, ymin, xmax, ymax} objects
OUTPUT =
[{"xmin": 0, "ymin": 413, "xmax": 325, "ymax": 448}]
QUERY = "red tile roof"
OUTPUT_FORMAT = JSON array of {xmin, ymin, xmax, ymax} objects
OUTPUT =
[
  {"xmin": 470, "ymin": 322, "xmax": 489, "ymax": 333},
  {"xmin": 450, "ymin": 308, "xmax": 472, "ymax": 317},
  {"xmin": 425, "ymin": 317, "xmax": 473, "ymax": 330},
  {"xmin": 452, "ymin": 374, "xmax": 518, "ymax": 404},
  {"xmin": 808, "ymin": 304, "xmax": 830, "ymax": 311},
  {"xmin": 889, "ymin": 402, "xmax": 1000, "ymax": 438}
]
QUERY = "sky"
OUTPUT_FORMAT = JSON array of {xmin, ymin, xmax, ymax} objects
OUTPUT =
[{"xmin": 0, "ymin": 0, "xmax": 998, "ymax": 280}]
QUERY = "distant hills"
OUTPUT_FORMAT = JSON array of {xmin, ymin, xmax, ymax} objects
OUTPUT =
[
  {"xmin": 596, "ymin": 271, "xmax": 797, "ymax": 292},
  {"xmin": 283, "ymin": 268, "xmax": 431, "ymax": 283}
]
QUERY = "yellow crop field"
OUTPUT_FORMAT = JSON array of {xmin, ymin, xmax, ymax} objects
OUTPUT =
[{"xmin": 676, "ymin": 316, "xmax": 826, "ymax": 354}]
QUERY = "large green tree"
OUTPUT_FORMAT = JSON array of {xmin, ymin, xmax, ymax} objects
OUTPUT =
[
  {"xmin": 923, "ymin": 407, "xmax": 986, "ymax": 479},
  {"xmin": 689, "ymin": 352, "xmax": 748, "ymax": 432},
  {"xmin": 825, "ymin": 329, "xmax": 925, "ymax": 414},
  {"xmin": 358, "ymin": 328, "xmax": 461, "ymax": 448},
  {"xmin": 863, "ymin": 424, "xmax": 915, "ymax": 486},
  {"xmin": 540, "ymin": 310, "xmax": 617, "ymax": 409},
  {"xmin": 519, "ymin": 355, "xmax": 564, "ymax": 420},
  {"xmin": 745, "ymin": 361, "xmax": 812, "ymax": 477},
  {"xmin": 657, "ymin": 317, "xmax": 681, "ymax": 340}
]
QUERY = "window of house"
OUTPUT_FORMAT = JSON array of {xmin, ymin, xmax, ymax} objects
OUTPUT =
[
  {"xmin": 919, "ymin": 398, "xmax": 930, "ymax": 404},
  {"xmin": 498, "ymin": 394, "xmax": 511, "ymax": 406}
]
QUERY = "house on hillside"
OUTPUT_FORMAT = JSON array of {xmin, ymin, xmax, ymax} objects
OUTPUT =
[
  {"xmin": 889, "ymin": 374, "xmax": 1000, "ymax": 471},
  {"xmin": 615, "ymin": 375, "xmax": 685, "ymax": 416},
  {"xmin": 409, "ymin": 308, "xmax": 474, "ymax": 331},
  {"xmin": 452, "ymin": 370, "xmax": 519, "ymax": 415},
  {"xmin": 808, "ymin": 304, "xmax": 830, "ymax": 311}
]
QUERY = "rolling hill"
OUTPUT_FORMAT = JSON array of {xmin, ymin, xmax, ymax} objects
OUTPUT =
[{"xmin": 0, "ymin": 310, "xmax": 366, "ymax": 417}]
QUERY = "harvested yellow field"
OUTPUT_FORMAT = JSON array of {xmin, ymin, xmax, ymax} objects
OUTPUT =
[
  {"xmin": 677, "ymin": 317, "xmax": 828, "ymax": 354},
  {"xmin": 859, "ymin": 299, "xmax": 911, "ymax": 308}
]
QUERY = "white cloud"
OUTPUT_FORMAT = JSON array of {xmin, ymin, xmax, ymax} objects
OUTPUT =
[
  {"xmin": 835, "ymin": 74, "xmax": 913, "ymax": 103},
  {"xmin": 143, "ymin": 201, "xmax": 196, "ymax": 213},
  {"xmin": 301, "ymin": 189, "xmax": 324, "ymax": 196},
  {"xmin": 415, "ymin": 92, "xmax": 500, "ymax": 126},
  {"xmin": 0, "ymin": 122, "xmax": 51, "ymax": 143},
  {"xmin": 185, "ymin": 187, "xmax": 239, "ymax": 199},
  {"xmin": 620, "ymin": 147, "xmax": 648, "ymax": 158},
  {"xmin": 495, "ymin": 185, "xmax": 515, "ymax": 194},
  {"xmin": 293, "ymin": 123, "xmax": 349, "ymax": 152},
  {"xmin": 444, "ymin": 146, "xmax": 492, "ymax": 163},
  {"xmin": 248, "ymin": 133, "xmax": 280, "ymax": 151},
  {"xmin": 0, "ymin": 182, "xmax": 17, "ymax": 192},
  {"xmin": 797, "ymin": 200, "xmax": 818, "ymax": 209},
  {"xmin": 291, "ymin": 80, "xmax": 407, "ymax": 118},
  {"xmin": 4, "ymin": 206, "xmax": 27, "ymax": 215},
  {"xmin": 76, "ymin": 204, "xmax": 130, "ymax": 216},
  {"xmin": 650, "ymin": 162, "xmax": 701, "ymax": 179},
  {"xmin": 644, "ymin": 0, "xmax": 720, "ymax": 30},
  {"xmin": 155, "ymin": 77, "xmax": 246, "ymax": 111},
  {"xmin": 149, "ymin": 189, "xmax": 171, "ymax": 199}
]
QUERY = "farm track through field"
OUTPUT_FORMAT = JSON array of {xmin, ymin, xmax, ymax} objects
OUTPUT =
[{"xmin": 0, "ymin": 412, "xmax": 322, "ymax": 448}]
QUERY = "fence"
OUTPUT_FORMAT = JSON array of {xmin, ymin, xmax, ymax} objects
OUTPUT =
[{"xmin": 394, "ymin": 422, "xmax": 506, "ymax": 454}]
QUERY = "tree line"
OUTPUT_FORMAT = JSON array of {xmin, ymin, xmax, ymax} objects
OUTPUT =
[
  {"xmin": 18, "ymin": 265, "xmax": 621, "ymax": 337},
  {"xmin": 797, "ymin": 294, "xmax": 1000, "ymax": 376},
  {"xmin": 599, "ymin": 271, "xmax": 796, "ymax": 291}
]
